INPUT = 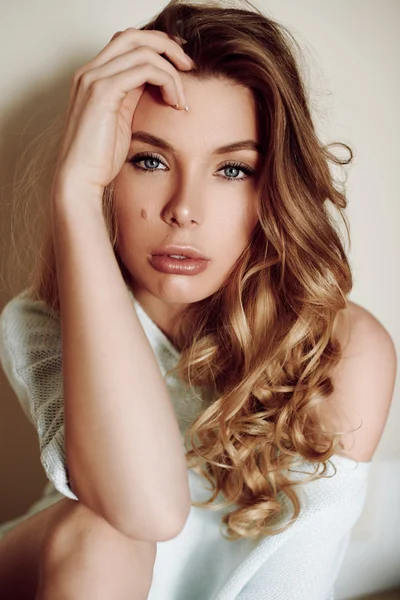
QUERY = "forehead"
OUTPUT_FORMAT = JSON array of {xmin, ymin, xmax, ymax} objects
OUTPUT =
[{"xmin": 131, "ymin": 75, "xmax": 259, "ymax": 152}]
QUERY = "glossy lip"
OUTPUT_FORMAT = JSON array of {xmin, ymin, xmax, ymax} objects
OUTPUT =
[
  {"xmin": 150, "ymin": 244, "xmax": 210, "ymax": 260},
  {"xmin": 149, "ymin": 254, "xmax": 210, "ymax": 276}
]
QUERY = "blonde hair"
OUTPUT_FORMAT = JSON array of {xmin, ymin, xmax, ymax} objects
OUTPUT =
[{"xmin": 8, "ymin": 0, "xmax": 359, "ymax": 541}]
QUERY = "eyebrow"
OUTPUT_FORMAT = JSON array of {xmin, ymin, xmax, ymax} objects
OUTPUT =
[{"xmin": 131, "ymin": 130, "xmax": 263, "ymax": 155}]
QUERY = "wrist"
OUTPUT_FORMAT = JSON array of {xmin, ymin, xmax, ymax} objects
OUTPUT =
[
  {"xmin": 51, "ymin": 177, "xmax": 105, "ymax": 217},
  {"xmin": 51, "ymin": 165, "xmax": 105, "ymax": 204},
  {"xmin": 50, "ymin": 187, "xmax": 107, "ymax": 247}
]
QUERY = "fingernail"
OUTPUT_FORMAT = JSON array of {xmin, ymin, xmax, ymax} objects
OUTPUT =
[
  {"xmin": 173, "ymin": 103, "xmax": 189, "ymax": 111},
  {"xmin": 180, "ymin": 53, "xmax": 194, "ymax": 68},
  {"xmin": 173, "ymin": 35, "xmax": 187, "ymax": 45}
]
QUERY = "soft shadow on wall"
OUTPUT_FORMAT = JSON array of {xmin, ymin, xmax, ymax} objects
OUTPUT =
[{"xmin": 0, "ymin": 57, "xmax": 93, "ymax": 524}]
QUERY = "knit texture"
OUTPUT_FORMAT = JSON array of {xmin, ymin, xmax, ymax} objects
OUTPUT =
[{"xmin": 0, "ymin": 287, "xmax": 372, "ymax": 599}]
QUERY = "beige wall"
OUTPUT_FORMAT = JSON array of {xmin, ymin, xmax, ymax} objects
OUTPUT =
[{"xmin": 0, "ymin": 0, "xmax": 399, "ymax": 595}]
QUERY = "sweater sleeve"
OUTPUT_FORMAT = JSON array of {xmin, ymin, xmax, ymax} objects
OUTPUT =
[
  {"xmin": 234, "ymin": 507, "xmax": 350, "ymax": 599},
  {"xmin": 232, "ymin": 457, "xmax": 372, "ymax": 600},
  {"xmin": 0, "ymin": 289, "xmax": 78, "ymax": 500}
]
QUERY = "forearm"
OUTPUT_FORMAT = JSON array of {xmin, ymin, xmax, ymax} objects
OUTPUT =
[{"xmin": 51, "ymin": 186, "xmax": 191, "ymax": 540}]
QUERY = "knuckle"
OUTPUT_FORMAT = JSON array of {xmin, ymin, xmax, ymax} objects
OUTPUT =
[
  {"xmin": 159, "ymin": 67, "xmax": 175, "ymax": 85},
  {"xmin": 153, "ymin": 30, "xmax": 173, "ymax": 42},
  {"xmin": 170, "ymin": 69, "xmax": 181, "ymax": 86},
  {"xmin": 145, "ymin": 63, "xmax": 158, "ymax": 76},
  {"xmin": 137, "ymin": 44, "xmax": 154, "ymax": 59},
  {"xmin": 72, "ymin": 68, "xmax": 84, "ymax": 86},
  {"xmin": 110, "ymin": 30, "xmax": 123, "ymax": 41},
  {"xmin": 87, "ymin": 76, "xmax": 107, "ymax": 95}
]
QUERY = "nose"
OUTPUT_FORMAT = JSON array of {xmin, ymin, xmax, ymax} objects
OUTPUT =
[{"xmin": 162, "ymin": 176, "xmax": 205, "ymax": 227}]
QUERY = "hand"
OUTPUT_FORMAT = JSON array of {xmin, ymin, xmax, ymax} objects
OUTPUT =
[{"xmin": 52, "ymin": 28, "xmax": 194, "ymax": 196}]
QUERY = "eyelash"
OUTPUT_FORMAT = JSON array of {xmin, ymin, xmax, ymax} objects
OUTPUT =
[{"xmin": 128, "ymin": 152, "xmax": 255, "ymax": 182}]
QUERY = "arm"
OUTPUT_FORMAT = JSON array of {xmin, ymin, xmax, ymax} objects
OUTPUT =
[{"xmin": 51, "ymin": 188, "xmax": 191, "ymax": 541}]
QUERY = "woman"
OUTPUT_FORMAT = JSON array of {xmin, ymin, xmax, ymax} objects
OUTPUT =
[{"xmin": 0, "ymin": 0, "xmax": 396, "ymax": 598}]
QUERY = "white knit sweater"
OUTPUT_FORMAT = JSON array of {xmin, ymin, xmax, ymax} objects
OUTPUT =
[{"xmin": 0, "ymin": 287, "xmax": 372, "ymax": 599}]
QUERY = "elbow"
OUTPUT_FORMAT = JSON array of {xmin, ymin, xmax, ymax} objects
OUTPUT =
[
  {"xmin": 109, "ymin": 480, "xmax": 193, "ymax": 542},
  {"xmin": 72, "ymin": 477, "xmax": 191, "ymax": 542},
  {"xmin": 68, "ymin": 461, "xmax": 191, "ymax": 542},
  {"xmin": 106, "ymin": 502, "xmax": 191, "ymax": 542}
]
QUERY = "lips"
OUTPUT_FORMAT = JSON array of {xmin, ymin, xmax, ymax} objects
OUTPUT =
[
  {"xmin": 149, "ymin": 254, "xmax": 210, "ymax": 275},
  {"xmin": 157, "ymin": 254, "xmax": 188, "ymax": 259},
  {"xmin": 151, "ymin": 245, "xmax": 210, "ymax": 260}
]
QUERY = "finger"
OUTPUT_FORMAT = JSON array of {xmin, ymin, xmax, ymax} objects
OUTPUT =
[
  {"xmin": 110, "ymin": 29, "xmax": 186, "ymax": 53},
  {"xmin": 110, "ymin": 31, "xmax": 123, "ymax": 42},
  {"xmin": 70, "ymin": 28, "xmax": 191, "ymax": 112},
  {"xmin": 141, "ymin": 29, "xmax": 186, "ymax": 45},
  {"xmin": 63, "ymin": 28, "xmax": 191, "ymax": 158},
  {"xmin": 146, "ymin": 30, "xmax": 187, "ymax": 47},
  {"xmin": 82, "ymin": 64, "xmax": 185, "ymax": 119},
  {"xmin": 59, "ymin": 63, "xmax": 183, "ymax": 169},
  {"xmin": 68, "ymin": 28, "xmax": 190, "ymax": 129},
  {"xmin": 78, "ymin": 45, "xmax": 188, "ymax": 109},
  {"xmin": 83, "ymin": 28, "xmax": 191, "ymax": 76},
  {"xmin": 171, "ymin": 34, "xmax": 187, "ymax": 46}
]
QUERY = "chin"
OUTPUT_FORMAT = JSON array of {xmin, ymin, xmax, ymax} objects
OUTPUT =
[
  {"xmin": 127, "ymin": 260, "xmax": 223, "ymax": 305},
  {"xmin": 145, "ymin": 278, "xmax": 213, "ymax": 304}
]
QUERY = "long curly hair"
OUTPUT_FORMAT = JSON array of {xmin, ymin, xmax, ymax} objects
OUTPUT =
[{"xmin": 7, "ymin": 0, "xmax": 360, "ymax": 541}]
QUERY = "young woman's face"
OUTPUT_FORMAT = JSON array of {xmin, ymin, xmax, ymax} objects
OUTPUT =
[{"xmin": 114, "ymin": 75, "xmax": 261, "ymax": 334}]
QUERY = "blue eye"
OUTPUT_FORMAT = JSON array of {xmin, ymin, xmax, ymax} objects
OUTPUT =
[
  {"xmin": 129, "ymin": 153, "xmax": 164, "ymax": 172},
  {"xmin": 128, "ymin": 152, "xmax": 255, "ymax": 182},
  {"xmin": 222, "ymin": 162, "xmax": 254, "ymax": 181}
]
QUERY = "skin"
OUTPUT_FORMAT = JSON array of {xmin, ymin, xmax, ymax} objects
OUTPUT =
[{"xmin": 113, "ymin": 74, "xmax": 262, "ymax": 349}]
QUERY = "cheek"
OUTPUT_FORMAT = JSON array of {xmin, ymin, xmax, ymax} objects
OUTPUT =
[
  {"xmin": 226, "ymin": 202, "xmax": 258, "ymax": 239},
  {"xmin": 114, "ymin": 169, "xmax": 146, "ymax": 209},
  {"xmin": 114, "ymin": 183, "xmax": 144, "ymax": 224}
]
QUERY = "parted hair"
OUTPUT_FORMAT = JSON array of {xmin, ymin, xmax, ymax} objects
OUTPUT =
[{"xmin": 10, "ymin": 0, "xmax": 358, "ymax": 541}]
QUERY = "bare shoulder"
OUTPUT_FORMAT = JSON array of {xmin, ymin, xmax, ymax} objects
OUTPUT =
[{"xmin": 323, "ymin": 300, "xmax": 397, "ymax": 462}]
